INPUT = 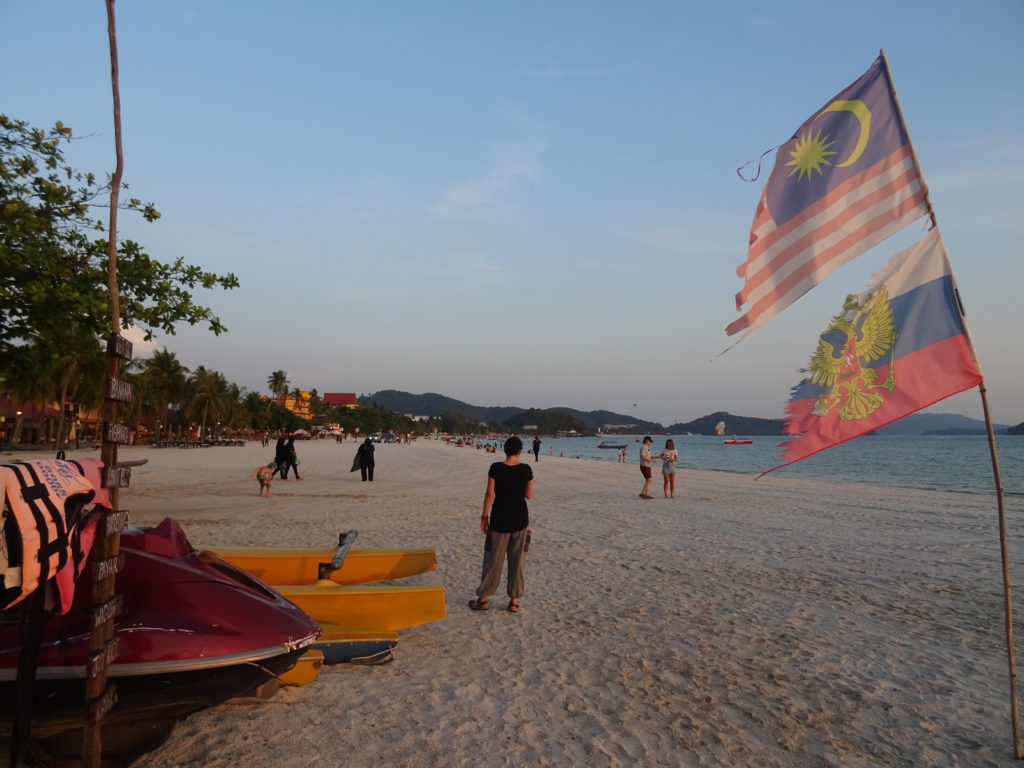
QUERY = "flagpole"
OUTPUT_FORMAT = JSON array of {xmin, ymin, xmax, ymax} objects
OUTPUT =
[
  {"xmin": 879, "ymin": 48, "xmax": 938, "ymax": 231},
  {"xmin": 977, "ymin": 381, "xmax": 1024, "ymax": 759},
  {"xmin": 887, "ymin": 50, "xmax": 1019, "ymax": 753}
]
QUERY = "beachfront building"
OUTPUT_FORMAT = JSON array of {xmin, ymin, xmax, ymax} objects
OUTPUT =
[
  {"xmin": 260, "ymin": 392, "xmax": 313, "ymax": 420},
  {"xmin": 323, "ymin": 393, "xmax": 359, "ymax": 409}
]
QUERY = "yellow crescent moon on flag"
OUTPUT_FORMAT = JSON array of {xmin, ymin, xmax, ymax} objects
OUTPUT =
[{"xmin": 819, "ymin": 99, "xmax": 871, "ymax": 167}]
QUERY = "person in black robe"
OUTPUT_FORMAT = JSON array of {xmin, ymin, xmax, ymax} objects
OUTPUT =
[
  {"xmin": 272, "ymin": 436, "xmax": 288, "ymax": 479},
  {"xmin": 356, "ymin": 437, "xmax": 375, "ymax": 481}
]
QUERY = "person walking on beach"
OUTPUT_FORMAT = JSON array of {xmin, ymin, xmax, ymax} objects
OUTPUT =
[
  {"xmin": 639, "ymin": 436, "xmax": 655, "ymax": 499},
  {"xmin": 283, "ymin": 435, "xmax": 302, "ymax": 481},
  {"xmin": 532, "ymin": 436, "xmax": 541, "ymax": 462},
  {"xmin": 356, "ymin": 437, "xmax": 375, "ymax": 481},
  {"xmin": 272, "ymin": 436, "xmax": 288, "ymax": 480},
  {"xmin": 661, "ymin": 439, "xmax": 679, "ymax": 498},
  {"xmin": 469, "ymin": 436, "xmax": 534, "ymax": 614}
]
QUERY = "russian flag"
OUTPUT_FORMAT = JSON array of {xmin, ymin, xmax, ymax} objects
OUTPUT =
[{"xmin": 762, "ymin": 228, "xmax": 982, "ymax": 476}]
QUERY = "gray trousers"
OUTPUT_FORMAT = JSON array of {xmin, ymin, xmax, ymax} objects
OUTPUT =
[{"xmin": 475, "ymin": 529, "xmax": 529, "ymax": 599}]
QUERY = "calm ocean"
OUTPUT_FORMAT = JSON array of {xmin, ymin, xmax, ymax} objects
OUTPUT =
[{"xmin": 534, "ymin": 434, "xmax": 1024, "ymax": 497}]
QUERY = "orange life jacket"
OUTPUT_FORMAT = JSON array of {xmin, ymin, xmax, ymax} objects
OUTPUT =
[{"xmin": 1, "ymin": 460, "xmax": 96, "ymax": 612}]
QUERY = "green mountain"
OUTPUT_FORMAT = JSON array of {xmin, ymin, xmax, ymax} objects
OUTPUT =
[
  {"xmin": 505, "ymin": 408, "xmax": 589, "ymax": 434},
  {"xmin": 874, "ymin": 412, "xmax": 1009, "ymax": 436},
  {"xmin": 358, "ymin": 390, "xmax": 661, "ymax": 433},
  {"xmin": 1006, "ymin": 422, "xmax": 1024, "ymax": 436},
  {"xmin": 358, "ymin": 390, "xmax": 522, "ymax": 424},
  {"xmin": 667, "ymin": 411, "xmax": 785, "ymax": 436},
  {"xmin": 548, "ymin": 407, "xmax": 663, "ymax": 434}
]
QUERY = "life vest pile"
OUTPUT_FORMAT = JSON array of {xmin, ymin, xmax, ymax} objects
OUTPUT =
[{"xmin": 1, "ymin": 460, "xmax": 99, "ymax": 613}]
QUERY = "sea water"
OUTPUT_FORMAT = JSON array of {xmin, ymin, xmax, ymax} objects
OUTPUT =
[{"xmin": 533, "ymin": 434, "xmax": 1024, "ymax": 497}]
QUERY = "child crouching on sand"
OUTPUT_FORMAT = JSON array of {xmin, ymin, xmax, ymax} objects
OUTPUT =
[{"xmin": 250, "ymin": 463, "xmax": 276, "ymax": 497}]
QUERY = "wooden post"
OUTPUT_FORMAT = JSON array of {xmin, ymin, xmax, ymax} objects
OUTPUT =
[
  {"xmin": 82, "ymin": 2, "xmax": 128, "ymax": 764},
  {"xmin": 879, "ymin": 48, "xmax": 938, "ymax": 231},
  {"xmin": 979, "ymin": 382, "xmax": 1023, "ymax": 759}
]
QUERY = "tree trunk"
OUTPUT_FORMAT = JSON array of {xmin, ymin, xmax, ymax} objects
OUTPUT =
[{"xmin": 56, "ymin": 383, "xmax": 70, "ymax": 450}]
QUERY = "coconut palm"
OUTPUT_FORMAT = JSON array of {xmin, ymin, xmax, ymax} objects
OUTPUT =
[
  {"xmin": 50, "ymin": 329, "xmax": 107, "ymax": 448},
  {"xmin": 267, "ymin": 370, "xmax": 289, "ymax": 405},
  {"xmin": 142, "ymin": 349, "xmax": 190, "ymax": 438},
  {"xmin": 2, "ymin": 344, "xmax": 56, "ymax": 445},
  {"xmin": 186, "ymin": 366, "xmax": 230, "ymax": 439}
]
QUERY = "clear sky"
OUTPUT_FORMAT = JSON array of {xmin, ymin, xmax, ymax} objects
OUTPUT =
[{"xmin": 5, "ymin": 1, "xmax": 1023, "ymax": 425}]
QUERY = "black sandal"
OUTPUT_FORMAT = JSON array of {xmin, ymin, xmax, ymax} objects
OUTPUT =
[
  {"xmin": 468, "ymin": 599, "xmax": 489, "ymax": 611},
  {"xmin": 508, "ymin": 599, "xmax": 520, "ymax": 613}
]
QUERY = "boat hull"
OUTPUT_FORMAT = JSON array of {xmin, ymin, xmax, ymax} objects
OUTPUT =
[
  {"xmin": 314, "ymin": 623, "xmax": 399, "ymax": 665},
  {"xmin": 0, "ymin": 647, "xmax": 307, "ymax": 764},
  {"xmin": 279, "ymin": 584, "xmax": 447, "ymax": 632},
  {"xmin": 211, "ymin": 546, "xmax": 437, "ymax": 586},
  {"xmin": 0, "ymin": 518, "xmax": 320, "ymax": 764}
]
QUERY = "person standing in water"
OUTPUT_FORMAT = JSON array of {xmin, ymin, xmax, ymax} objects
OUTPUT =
[{"xmin": 468, "ymin": 436, "xmax": 534, "ymax": 613}]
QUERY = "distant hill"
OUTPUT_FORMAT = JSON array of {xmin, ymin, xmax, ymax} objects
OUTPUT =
[
  {"xmin": 358, "ymin": 390, "xmax": 522, "ymax": 424},
  {"xmin": 359, "ymin": 390, "xmax": 662, "ymax": 433},
  {"xmin": 548, "ymin": 407, "xmax": 663, "ymax": 434},
  {"xmin": 667, "ymin": 411, "xmax": 785, "ymax": 436},
  {"xmin": 874, "ymin": 412, "xmax": 1010, "ymax": 436},
  {"xmin": 1008, "ymin": 422, "xmax": 1024, "ymax": 436},
  {"xmin": 505, "ymin": 408, "xmax": 589, "ymax": 434}
]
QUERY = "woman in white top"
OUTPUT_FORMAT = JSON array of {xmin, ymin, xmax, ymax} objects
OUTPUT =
[{"xmin": 661, "ymin": 439, "xmax": 679, "ymax": 498}]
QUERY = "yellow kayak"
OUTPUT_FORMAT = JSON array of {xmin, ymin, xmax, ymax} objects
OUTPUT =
[
  {"xmin": 211, "ymin": 545, "xmax": 436, "ymax": 586},
  {"xmin": 278, "ymin": 584, "xmax": 447, "ymax": 632}
]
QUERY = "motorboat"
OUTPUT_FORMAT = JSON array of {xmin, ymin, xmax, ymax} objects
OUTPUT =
[
  {"xmin": 723, "ymin": 439, "xmax": 754, "ymax": 445},
  {"xmin": 0, "ymin": 517, "xmax": 320, "ymax": 764},
  {"xmin": 597, "ymin": 441, "xmax": 628, "ymax": 449}
]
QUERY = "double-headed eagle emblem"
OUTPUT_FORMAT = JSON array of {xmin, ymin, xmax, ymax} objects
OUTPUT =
[{"xmin": 808, "ymin": 287, "xmax": 898, "ymax": 421}]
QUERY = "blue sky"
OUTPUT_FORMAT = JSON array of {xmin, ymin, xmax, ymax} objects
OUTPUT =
[{"xmin": 5, "ymin": 1, "xmax": 1023, "ymax": 425}]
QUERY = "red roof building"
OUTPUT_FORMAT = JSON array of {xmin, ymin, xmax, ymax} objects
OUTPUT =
[{"xmin": 323, "ymin": 393, "xmax": 359, "ymax": 408}]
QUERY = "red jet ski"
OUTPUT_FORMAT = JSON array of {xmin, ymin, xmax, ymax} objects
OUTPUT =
[{"xmin": 0, "ymin": 518, "xmax": 319, "ymax": 764}]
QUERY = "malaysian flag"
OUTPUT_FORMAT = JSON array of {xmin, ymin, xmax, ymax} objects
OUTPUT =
[{"xmin": 727, "ymin": 56, "xmax": 930, "ymax": 338}]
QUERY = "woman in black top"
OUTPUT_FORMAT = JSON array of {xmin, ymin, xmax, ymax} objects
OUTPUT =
[{"xmin": 468, "ymin": 436, "xmax": 534, "ymax": 613}]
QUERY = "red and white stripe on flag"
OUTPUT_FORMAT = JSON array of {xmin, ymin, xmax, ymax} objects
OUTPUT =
[
  {"xmin": 727, "ymin": 145, "xmax": 928, "ymax": 337},
  {"xmin": 726, "ymin": 56, "xmax": 931, "ymax": 339}
]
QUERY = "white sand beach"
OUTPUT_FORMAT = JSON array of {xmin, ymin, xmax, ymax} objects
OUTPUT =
[{"xmin": 15, "ymin": 438, "xmax": 1024, "ymax": 767}]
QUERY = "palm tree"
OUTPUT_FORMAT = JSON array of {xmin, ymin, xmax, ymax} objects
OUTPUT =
[
  {"xmin": 187, "ymin": 366, "xmax": 229, "ymax": 439},
  {"xmin": 143, "ymin": 349, "xmax": 190, "ymax": 439},
  {"xmin": 268, "ymin": 370, "xmax": 289, "ymax": 405},
  {"xmin": 51, "ymin": 329, "xmax": 106, "ymax": 448},
  {"xmin": 2, "ymin": 344, "xmax": 56, "ymax": 445}
]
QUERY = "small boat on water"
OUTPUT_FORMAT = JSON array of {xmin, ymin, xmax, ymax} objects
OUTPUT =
[
  {"xmin": 723, "ymin": 439, "xmax": 754, "ymax": 445},
  {"xmin": 597, "ymin": 441, "xmax": 627, "ymax": 449}
]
